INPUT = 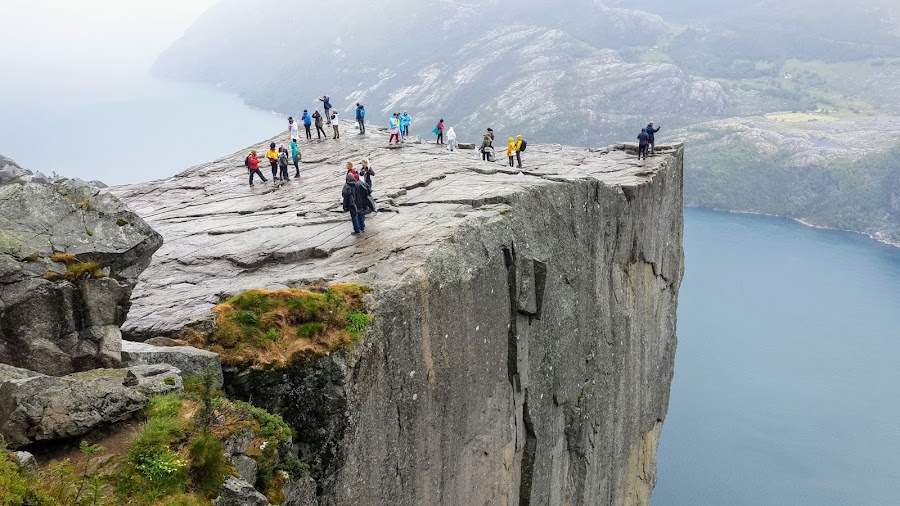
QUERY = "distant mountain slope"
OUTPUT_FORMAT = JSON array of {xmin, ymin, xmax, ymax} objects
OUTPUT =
[{"xmin": 152, "ymin": 0, "xmax": 723, "ymax": 144}]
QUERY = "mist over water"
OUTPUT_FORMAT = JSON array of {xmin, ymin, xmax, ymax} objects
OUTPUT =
[
  {"xmin": 655, "ymin": 208, "xmax": 900, "ymax": 505},
  {"xmin": 0, "ymin": 78, "xmax": 283, "ymax": 185}
]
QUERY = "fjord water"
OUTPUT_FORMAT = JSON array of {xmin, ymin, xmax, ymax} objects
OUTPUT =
[
  {"xmin": 655, "ymin": 208, "xmax": 900, "ymax": 505},
  {"xmin": 0, "ymin": 77, "xmax": 283, "ymax": 185}
]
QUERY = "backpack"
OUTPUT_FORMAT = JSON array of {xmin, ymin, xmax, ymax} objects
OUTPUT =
[
  {"xmin": 519, "ymin": 139, "xmax": 527, "ymax": 151},
  {"xmin": 433, "ymin": 125, "xmax": 440, "ymax": 135},
  {"xmin": 244, "ymin": 156, "xmax": 250, "ymax": 169}
]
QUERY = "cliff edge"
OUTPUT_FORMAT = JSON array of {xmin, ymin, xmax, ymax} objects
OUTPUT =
[{"xmin": 111, "ymin": 124, "xmax": 684, "ymax": 505}]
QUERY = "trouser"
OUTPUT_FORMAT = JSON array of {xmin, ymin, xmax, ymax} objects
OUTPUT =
[
  {"xmin": 350, "ymin": 212, "xmax": 366, "ymax": 233},
  {"xmin": 509, "ymin": 156, "xmax": 514, "ymax": 167},
  {"xmin": 304, "ymin": 125, "xmax": 312, "ymax": 139},
  {"xmin": 449, "ymin": 140, "xmax": 457, "ymax": 151},
  {"xmin": 324, "ymin": 108, "xmax": 331, "ymax": 124},
  {"xmin": 270, "ymin": 161, "xmax": 278, "ymax": 179},
  {"xmin": 437, "ymin": 132, "xmax": 443, "ymax": 144},
  {"xmin": 516, "ymin": 151, "xmax": 522, "ymax": 167},
  {"xmin": 249, "ymin": 169, "xmax": 266, "ymax": 185},
  {"xmin": 482, "ymin": 149, "xmax": 488, "ymax": 161},
  {"xmin": 358, "ymin": 119, "xmax": 365, "ymax": 134},
  {"xmin": 280, "ymin": 164, "xmax": 289, "ymax": 180},
  {"xmin": 638, "ymin": 143, "xmax": 649, "ymax": 160},
  {"xmin": 333, "ymin": 124, "xmax": 340, "ymax": 139},
  {"xmin": 389, "ymin": 132, "xmax": 400, "ymax": 144},
  {"xmin": 316, "ymin": 125, "xmax": 326, "ymax": 139},
  {"xmin": 293, "ymin": 157, "xmax": 299, "ymax": 176},
  {"xmin": 399, "ymin": 127, "xmax": 405, "ymax": 141},
  {"xmin": 403, "ymin": 126, "xmax": 409, "ymax": 137},
  {"xmin": 649, "ymin": 140, "xmax": 655, "ymax": 154}
]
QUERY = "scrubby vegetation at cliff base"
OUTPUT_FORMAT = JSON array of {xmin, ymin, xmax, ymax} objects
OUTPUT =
[{"xmin": 183, "ymin": 283, "xmax": 372, "ymax": 369}]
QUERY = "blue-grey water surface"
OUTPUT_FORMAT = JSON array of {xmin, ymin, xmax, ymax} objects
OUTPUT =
[
  {"xmin": 654, "ymin": 207, "xmax": 900, "ymax": 505},
  {"xmin": 0, "ymin": 77, "xmax": 283, "ymax": 185}
]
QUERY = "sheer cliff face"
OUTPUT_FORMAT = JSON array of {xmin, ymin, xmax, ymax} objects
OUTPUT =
[{"xmin": 112, "ymin": 130, "xmax": 683, "ymax": 505}]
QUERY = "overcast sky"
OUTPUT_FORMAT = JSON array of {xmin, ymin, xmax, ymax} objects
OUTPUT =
[{"xmin": 0, "ymin": 0, "xmax": 218, "ymax": 89}]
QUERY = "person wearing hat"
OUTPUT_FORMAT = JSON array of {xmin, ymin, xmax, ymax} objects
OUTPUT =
[
  {"xmin": 301, "ymin": 110, "xmax": 312, "ymax": 139},
  {"xmin": 646, "ymin": 122, "xmax": 660, "ymax": 155},
  {"xmin": 288, "ymin": 117, "xmax": 299, "ymax": 143},
  {"xmin": 247, "ymin": 150, "xmax": 267, "ymax": 186}
]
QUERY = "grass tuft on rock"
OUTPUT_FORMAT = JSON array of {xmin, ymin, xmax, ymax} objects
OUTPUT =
[
  {"xmin": 184, "ymin": 283, "xmax": 372, "ymax": 369},
  {"xmin": 66, "ymin": 261, "xmax": 104, "ymax": 280}
]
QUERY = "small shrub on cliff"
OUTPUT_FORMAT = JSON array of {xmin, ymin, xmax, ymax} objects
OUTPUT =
[
  {"xmin": 65, "ymin": 261, "xmax": 104, "ymax": 280},
  {"xmin": 186, "ymin": 283, "xmax": 372, "ymax": 368},
  {"xmin": 187, "ymin": 433, "xmax": 226, "ymax": 498}
]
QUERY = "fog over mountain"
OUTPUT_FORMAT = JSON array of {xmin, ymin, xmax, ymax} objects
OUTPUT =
[{"xmin": 155, "ymin": 0, "xmax": 900, "ymax": 243}]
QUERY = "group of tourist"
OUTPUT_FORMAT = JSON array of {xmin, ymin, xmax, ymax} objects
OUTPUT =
[{"xmin": 246, "ymin": 91, "xmax": 663, "ymax": 235}]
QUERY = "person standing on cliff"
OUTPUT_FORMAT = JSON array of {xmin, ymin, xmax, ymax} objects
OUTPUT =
[
  {"xmin": 400, "ymin": 111, "xmax": 411, "ymax": 140},
  {"xmin": 506, "ymin": 138, "xmax": 516, "ymax": 167},
  {"xmin": 360, "ymin": 158, "xmax": 374, "ymax": 189},
  {"xmin": 447, "ymin": 127, "xmax": 458, "ymax": 151},
  {"xmin": 266, "ymin": 142, "xmax": 279, "ymax": 180},
  {"xmin": 480, "ymin": 131, "xmax": 494, "ymax": 161},
  {"xmin": 277, "ymin": 144, "xmax": 290, "ymax": 181},
  {"xmin": 434, "ymin": 119, "xmax": 445, "ymax": 144},
  {"xmin": 301, "ymin": 110, "xmax": 312, "ymax": 139},
  {"xmin": 514, "ymin": 135, "xmax": 524, "ymax": 168},
  {"xmin": 646, "ymin": 122, "xmax": 660, "ymax": 155},
  {"xmin": 389, "ymin": 113, "xmax": 401, "ymax": 144},
  {"xmin": 319, "ymin": 95, "xmax": 332, "ymax": 125},
  {"xmin": 288, "ymin": 117, "xmax": 299, "ymax": 144},
  {"xmin": 342, "ymin": 172, "xmax": 374, "ymax": 235},
  {"xmin": 331, "ymin": 110, "xmax": 340, "ymax": 139},
  {"xmin": 355, "ymin": 103, "xmax": 366, "ymax": 134},
  {"xmin": 313, "ymin": 110, "xmax": 326, "ymax": 140},
  {"xmin": 247, "ymin": 150, "xmax": 267, "ymax": 186},
  {"xmin": 290, "ymin": 138, "xmax": 301, "ymax": 177},
  {"xmin": 637, "ymin": 129, "xmax": 650, "ymax": 160}
]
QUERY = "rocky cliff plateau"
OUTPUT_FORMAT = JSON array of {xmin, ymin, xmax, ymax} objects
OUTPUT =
[{"xmin": 109, "ymin": 124, "xmax": 684, "ymax": 505}]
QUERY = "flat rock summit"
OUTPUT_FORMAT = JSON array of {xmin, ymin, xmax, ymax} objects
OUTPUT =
[{"xmin": 105, "ymin": 123, "xmax": 684, "ymax": 505}]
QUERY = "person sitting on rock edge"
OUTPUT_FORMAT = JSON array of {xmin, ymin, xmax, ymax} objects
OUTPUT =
[
  {"xmin": 247, "ymin": 150, "xmax": 267, "ymax": 186},
  {"xmin": 266, "ymin": 143, "xmax": 279, "ymax": 180}
]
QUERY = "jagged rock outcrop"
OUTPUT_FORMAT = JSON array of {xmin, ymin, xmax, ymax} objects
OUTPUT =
[
  {"xmin": 0, "ymin": 160, "xmax": 162, "ymax": 375},
  {"xmin": 112, "ymin": 125, "xmax": 684, "ymax": 505},
  {"xmin": 122, "ymin": 340, "xmax": 223, "ymax": 388},
  {"xmin": 0, "ymin": 363, "xmax": 182, "ymax": 448}
]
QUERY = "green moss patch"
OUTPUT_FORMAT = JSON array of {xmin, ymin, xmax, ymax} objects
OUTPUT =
[{"xmin": 184, "ymin": 283, "xmax": 372, "ymax": 369}]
